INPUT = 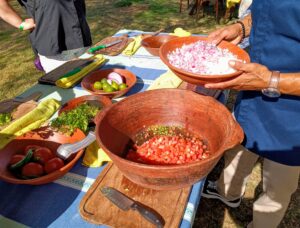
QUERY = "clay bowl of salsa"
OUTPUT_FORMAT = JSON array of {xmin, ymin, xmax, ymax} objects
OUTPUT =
[
  {"xmin": 159, "ymin": 36, "xmax": 250, "ymax": 85},
  {"xmin": 0, "ymin": 126, "xmax": 86, "ymax": 185},
  {"xmin": 94, "ymin": 89, "xmax": 244, "ymax": 190}
]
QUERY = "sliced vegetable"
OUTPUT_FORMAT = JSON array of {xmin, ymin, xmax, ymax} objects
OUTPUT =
[
  {"xmin": 10, "ymin": 149, "xmax": 33, "ymax": 170},
  {"xmin": 107, "ymin": 72, "xmax": 123, "ymax": 84},
  {"xmin": 9, "ymin": 154, "xmax": 25, "ymax": 166},
  {"xmin": 51, "ymin": 103, "xmax": 100, "ymax": 135}
]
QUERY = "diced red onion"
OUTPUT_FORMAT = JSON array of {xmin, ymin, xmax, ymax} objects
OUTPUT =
[{"xmin": 167, "ymin": 41, "xmax": 241, "ymax": 75}]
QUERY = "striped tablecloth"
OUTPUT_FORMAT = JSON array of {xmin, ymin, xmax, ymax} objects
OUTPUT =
[{"xmin": 0, "ymin": 30, "xmax": 226, "ymax": 228}]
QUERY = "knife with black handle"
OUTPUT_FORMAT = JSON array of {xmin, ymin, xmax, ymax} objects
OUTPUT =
[{"xmin": 101, "ymin": 186, "xmax": 165, "ymax": 228}]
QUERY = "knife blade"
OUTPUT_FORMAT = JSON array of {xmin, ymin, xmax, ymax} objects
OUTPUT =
[
  {"xmin": 101, "ymin": 186, "xmax": 165, "ymax": 228},
  {"xmin": 0, "ymin": 91, "xmax": 42, "ymax": 114},
  {"xmin": 88, "ymin": 40, "xmax": 122, "ymax": 53}
]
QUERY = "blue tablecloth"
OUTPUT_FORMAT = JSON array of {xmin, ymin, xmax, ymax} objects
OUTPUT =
[{"xmin": 0, "ymin": 30, "xmax": 225, "ymax": 228}]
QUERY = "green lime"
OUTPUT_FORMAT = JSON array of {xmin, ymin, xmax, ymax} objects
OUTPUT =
[
  {"xmin": 102, "ymin": 82, "xmax": 110, "ymax": 90},
  {"xmin": 93, "ymin": 81, "xmax": 102, "ymax": 90},
  {"xmin": 103, "ymin": 85, "xmax": 115, "ymax": 92},
  {"xmin": 119, "ymin": 83, "xmax": 127, "ymax": 90},
  {"xmin": 100, "ymin": 78, "xmax": 108, "ymax": 84},
  {"xmin": 111, "ymin": 81, "xmax": 119, "ymax": 91}
]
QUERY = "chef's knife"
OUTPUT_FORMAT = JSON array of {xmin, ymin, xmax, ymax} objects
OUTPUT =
[
  {"xmin": 0, "ymin": 91, "xmax": 42, "ymax": 114},
  {"xmin": 60, "ymin": 60, "xmax": 94, "ymax": 78},
  {"xmin": 88, "ymin": 40, "xmax": 122, "ymax": 53},
  {"xmin": 101, "ymin": 186, "xmax": 165, "ymax": 228}
]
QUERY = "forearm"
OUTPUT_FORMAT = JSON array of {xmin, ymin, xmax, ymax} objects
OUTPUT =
[
  {"xmin": 240, "ymin": 13, "xmax": 252, "ymax": 37},
  {"xmin": 279, "ymin": 73, "xmax": 300, "ymax": 96},
  {"xmin": 0, "ymin": 0, "xmax": 22, "ymax": 28}
]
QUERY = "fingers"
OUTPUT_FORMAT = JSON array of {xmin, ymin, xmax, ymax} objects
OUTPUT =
[
  {"xmin": 229, "ymin": 60, "xmax": 259, "ymax": 73},
  {"xmin": 204, "ymin": 80, "xmax": 234, "ymax": 90},
  {"xmin": 207, "ymin": 29, "xmax": 226, "ymax": 45}
]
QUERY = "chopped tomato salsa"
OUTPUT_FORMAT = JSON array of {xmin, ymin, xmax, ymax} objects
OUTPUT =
[{"xmin": 127, "ymin": 135, "xmax": 210, "ymax": 165}]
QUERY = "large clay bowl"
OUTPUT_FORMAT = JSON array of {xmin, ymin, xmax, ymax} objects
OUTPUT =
[
  {"xmin": 81, "ymin": 68, "xmax": 137, "ymax": 99},
  {"xmin": 159, "ymin": 36, "xmax": 250, "ymax": 85},
  {"xmin": 141, "ymin": 35, "xmax": 177, "ymax": 56},
  {"xmin": 95, "ymin": 89, "xmax": 244, "ymax": 190},
  {"xmin": 0, "ymin": 126, "xmax": 86, "ymax": 185}
]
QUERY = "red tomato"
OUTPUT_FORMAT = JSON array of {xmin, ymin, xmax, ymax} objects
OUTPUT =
[
  {"xmin": 23, "ymin": 145, "xmax": 41, "ymax": 155},
  {"xmin": 44, "ymin": 158, "xmax": 64, "ymax": 174},
  {"xmin": 33, "ymin": 147, "xmax": 55, "ymax": 165},
  {"xmin": 22, "ymin": 162, "xmax": 44, "ymax": 177},
  {"xmin": 9, "ymin": 154, "xmax": 25, "ymax": 166}
]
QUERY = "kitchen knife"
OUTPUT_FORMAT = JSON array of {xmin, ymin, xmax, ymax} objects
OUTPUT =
[
  {"xmin": 88, "ymin": 40, "xmax": 122, "ymax": 53},
  {"xmin": 0, "ymin": 91, "xmax": 42, "ymax": 114},
  {"xmin": 100, "ymin": 186, "xmax": 165, "ymax": 228},
  {"xmin": 60, "ymin": 60, "xmax": 94, "ymax": 79}
]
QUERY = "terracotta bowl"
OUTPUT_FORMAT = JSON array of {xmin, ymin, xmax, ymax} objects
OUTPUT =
[
  {"xmin": 141, "ymin": 35, "xmax": 177, "ymax": 56},
  {"xmin": 81, "ymin": 69, "xmax": 137, "ymax": 99},
  {"xmin": 0, "ymin": 126, "xmax": 86, "ymax": 185},
  {"xmin": 159, "ymin": 36, "xmax": 250, "ymax": 85},
  {"xmin": 59, "ymin": 95, "xmax": 112, "ymax": 118},
  {"xmin": 95, "ymin": 89, "xmax": 244, "ymax": 190}
]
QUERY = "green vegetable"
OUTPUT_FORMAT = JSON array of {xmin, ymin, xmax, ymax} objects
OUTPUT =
[
  {"xmin": 0, "ymin": 113, "xmax": 12, "ymax": 126},
  {"xmin": 51, "ymin": 103, "xmax": 100, "ymax": 135},
  {"xmin": 10, "ymin": 149, "xmax": 33, "ymax": 170}
]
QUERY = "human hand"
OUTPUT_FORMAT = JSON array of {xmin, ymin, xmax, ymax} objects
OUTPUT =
[
  {"xmin": 204, "ymin": 61, "xmax": 272, "ymax": 91},
  {"xmin": 22, "ymin": 18, "xmax": 35, "ymax": 31},
  {"xmin": 207, "ymin": 24, "xmax": 243, "ymax": 45}
]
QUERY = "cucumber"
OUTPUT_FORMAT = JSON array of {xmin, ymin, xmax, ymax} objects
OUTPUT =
[{"xmin": 10, "ymin": 149, "xmax": 33, "ymax": 170}]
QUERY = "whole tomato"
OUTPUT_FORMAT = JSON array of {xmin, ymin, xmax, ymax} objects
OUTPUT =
[
  {"xmin": 22, "ymin": 162, "xmax": 44, "ymax": 177},
  {"xmin": 33, "ymin": 147, "xmax": 55, "ymax": 165},
  {"xmin": 44, "ymin": 158, "xmax": 64, "ymax": 174},
  {"xmin": 23, "ymin": 145, "xmax": 41, "ymax": 155},
  {"xmin": 9, "ymin": 154, "xmax": 25, "ymax": 166}
]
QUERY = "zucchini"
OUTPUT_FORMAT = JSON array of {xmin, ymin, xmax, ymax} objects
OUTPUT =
[{"xmin": 10, "ymin": 149, "xmax": 33, "ymax": 170}]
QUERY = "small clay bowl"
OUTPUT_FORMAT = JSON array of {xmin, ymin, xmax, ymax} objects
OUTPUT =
[
  {"xmin": 59, "ymin": 95, "xmax": 112, "ymax": 117},
  {"xmin": 81, "ymin": 69, "xmax": 137, "ymax": 99},
  {"xmin": 141, "ymin": 35, "xmax": 177, "ymax": 56},
  {"xmin": 0, "ymin": 126, "xmax": 86, "ymax": 185},
  {"xmin": 159, "ymin": 36, "xmax": 250, "ymax": 85}
]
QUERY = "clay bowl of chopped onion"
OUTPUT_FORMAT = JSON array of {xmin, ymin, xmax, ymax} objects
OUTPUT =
[
  {"xmin": 81, "ymin": 68, "xmax": 137, "ymax": 99},
  {"xmin": 159, "ymin": 36, "xmax": 250, "ymax": 85},
  {"xmin": 141, "ymin": 35, "xmax": 177, "ymax": 56},
  {"xmin": 95, "ymin": 89, "xmax": 244, "ymax": 190}
]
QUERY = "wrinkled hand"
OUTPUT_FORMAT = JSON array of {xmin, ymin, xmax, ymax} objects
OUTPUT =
[
  {"xmin": 207, "ymin": 24, "xmax": 243, "ymax": 45},
  {"xmin": 22, "ymin": 18, "xmax": 35, "ymax": 31},
  {"xmin": 204, "ymin": 61, "xmax": 272, "ymax": 91}
]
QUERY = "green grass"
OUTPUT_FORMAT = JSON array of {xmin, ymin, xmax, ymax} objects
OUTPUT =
[{"xmin": 0, "ymin": 1, "xmax": 299, "ymax": 227}]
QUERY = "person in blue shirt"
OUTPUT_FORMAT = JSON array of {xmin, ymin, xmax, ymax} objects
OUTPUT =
[{"xmin": 201, "ymin": 1, "xmax": 300, "ymax": 227}]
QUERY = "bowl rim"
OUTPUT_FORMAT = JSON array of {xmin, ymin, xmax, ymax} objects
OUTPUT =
[
  {"xmin": 95, "ymin": 88, "xmax": 240, "ymax": 170},
  {"xmin": 159, "ymin": 36, "xmax": 250, "ymax": 79},
  {"xmin": 58, "ymin": 94, "xmax": 113, "ymax": 115},
  {"xmin": 141, "ymin": 34, "xmax": 178, "ymax": 48},
  {"xmin": 81, "ymin": 68, "xmax": 137, "ymax": 96}
]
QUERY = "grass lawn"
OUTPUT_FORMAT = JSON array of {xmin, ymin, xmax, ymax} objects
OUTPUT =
[{"xmin": 0, "ymin": 1, "xmax": 299, "ymax": 227}]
